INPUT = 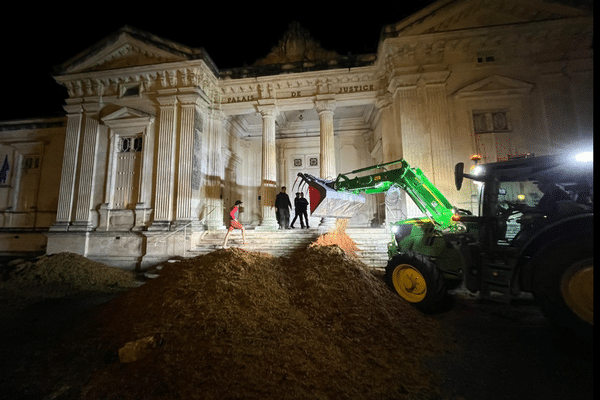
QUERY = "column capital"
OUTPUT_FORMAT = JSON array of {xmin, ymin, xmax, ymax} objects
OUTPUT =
[
  {"xmin": 375, "ymin": 93, "xmax": 393, "ymax": 110},
  {"xmin": 208, "ymin": 106, "xmax": 227, "ymax": 122},
  {"xmin": 82, "ymin": 102, "xmax": 102, "ymax": 114},
  {"xmin": 63, "ymin": 104, "xmax": 83, "ymax": 115},
  {"xmin": 315, "ymin": 99, "xmax": 337, "ymax": 114},
  {"xmin": 256, "ymin": 104, "xmax": 279, "ymax": 118},
  {"xmin": 178, "ymin": 93, "xmax": 204, "ymax": 106},
  {"xmin": 156, "ymin": 95, "xmax": 178, "ymax": 107},
  {"xmin": 420, "ymin": 70, "xmax": 451, "ymax": 85}
]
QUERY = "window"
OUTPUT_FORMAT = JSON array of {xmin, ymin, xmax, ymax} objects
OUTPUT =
[
  {"xmin": 24, "ymin": 156, "xmax": 40, "ymax": 169},
  {"xmin": 473, "ymin": 111, "xmax": 510, "ymax": 133},
  {"xmin": 476, "ymin": 52, "xmax": 499, "ymax": 64},
  {"xmin": 120, "ymin": 84, "xmax": 141, "ymax": 98},
  {"xmin": 118, "ymin": 136, "xmax": 143, "ymax": 153}
]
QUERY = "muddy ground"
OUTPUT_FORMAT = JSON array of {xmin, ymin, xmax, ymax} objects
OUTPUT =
[{"xmin": 0, "ymin": 251, "xmax": 593, "ymax": 400}]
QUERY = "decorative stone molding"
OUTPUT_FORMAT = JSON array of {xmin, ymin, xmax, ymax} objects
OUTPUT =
[
  {"xmin": 453, "ymin": 74, "xmax": 534, "ymax": 100},
  {"xmin": 219, "ymin": 68, "xmax": 379, "ymax": 107},
  {"xmin": 58, "ymin": 64, "xmax": 220, "ymax": 105}
]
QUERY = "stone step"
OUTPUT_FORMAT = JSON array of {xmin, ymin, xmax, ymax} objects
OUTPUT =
[{"xmin": 189, "ymin": 227, "xmax": 392, "ymax": 269}]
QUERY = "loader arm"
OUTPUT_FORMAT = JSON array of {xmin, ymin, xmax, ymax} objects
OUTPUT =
[{"xmin": 297, "ymin": 158, "xmax": 457, "ymax": 229}]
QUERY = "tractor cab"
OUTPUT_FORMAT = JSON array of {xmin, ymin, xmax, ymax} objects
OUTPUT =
[{"xmin": 455, "ymin": 152, "xmax": 594, "ymax": 248}]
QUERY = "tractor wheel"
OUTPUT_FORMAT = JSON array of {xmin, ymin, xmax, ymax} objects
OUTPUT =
[
  {"xmin": 532, "ymin": 238, "xmax": 593, "ymax": 339},
  {"xmin": 385, "ymin": 252, "xmax": 447, "ymax": 313}
]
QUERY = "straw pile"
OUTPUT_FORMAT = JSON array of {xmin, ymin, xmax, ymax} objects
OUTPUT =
[
  {"xmin": 78, "ymin": 244, "xmax": 443, "ymax": 399},
  {"xmin": 310, "ymin": 219, "xmax": 359, "ymax": 256},
  {"xmin": 0, "ymin": 253, "xmax": 139, "ymax": 311}
]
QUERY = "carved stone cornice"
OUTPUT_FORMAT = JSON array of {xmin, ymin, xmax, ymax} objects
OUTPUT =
[
  {"xmin": 219, "ymin": 66, "xmax": 379, "ymax": 106},
  {"xmin": 380, "ymin": 17, "xmax": 592, "ymax": 75},
  {"xmin": 56, "ymin": 62, "xmax": 220, "ymax": 104}
]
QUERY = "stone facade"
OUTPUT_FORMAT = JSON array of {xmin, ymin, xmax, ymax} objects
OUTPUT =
[{"xmin": 0, "ymin": 0, "xmax": 592, "ymax": 268}]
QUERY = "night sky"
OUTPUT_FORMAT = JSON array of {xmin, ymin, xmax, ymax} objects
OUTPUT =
[
  {"xmin": 1, "ymin": 1, "xmax": 441, "ymax": 121},
  {"xmin": 0, "ymin": 0, "xmax": 590, "ymax": 121}
]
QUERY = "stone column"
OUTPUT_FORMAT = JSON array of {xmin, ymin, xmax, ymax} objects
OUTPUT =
[
  {"xmin": 205, "ymin": 107, "xmax": 226, "ymax": 231},
  {"xmin": 256, "ymin": 105, "xmax": 279, "ymax": 230},
  {"xmin": 424, "ymin": 71, "xmax": 454, "ymax": 199},
  {"xmin": 315, "ymin": 100, "xmax": 337, "ymax": 179},
  {"xmin": 390, "ymin": 77, "xmax": 424, "ymax": 219},
  {"xmin": 50, "ymin": 105, "xmax": 83, "ymax": 231},
  {"xmin": 375, "ymin": 93, "xmax": 403, "ymax": 227},
  {"xmin": 176, "ymin": 95, "xmax": 200, "ymax": 226},
  {"xmin": 149, "ymin": 95, "xmax": 178, "ymax": 231},
  {"xmin": 70, "ymin": 108, "xmax": 100, "ymax": 231},
  {"xmin": 315, "ymin": 99, "xmax": 337, "ymax": 230}
]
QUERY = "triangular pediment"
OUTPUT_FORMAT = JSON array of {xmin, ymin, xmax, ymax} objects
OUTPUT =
[
  {"xmin": 101, "ymin": 107, "xmax": 154, "ymax": 128},
  {"xmin": 102, "ymin": 107, "xmax": 151, "ymax": 121},
  {"xmin": 388, "ymin": 0, "xmax": 589, "ymax": 37},
  {"xmin": 57, "ymin": 26, "xmax": 201, "ymax": 75},
  {"xmin": 454, "ymin": 74, "xmax": 534, "ymax": 99}
]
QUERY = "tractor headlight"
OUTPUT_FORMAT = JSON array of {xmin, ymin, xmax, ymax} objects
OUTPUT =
[
  {"xmin": 575, "ymin": 151, "xmax": 593, "ymax": 163},
  {"xmin": 472, "ymin": 165, "xmax": 484, "ymax": 175}
]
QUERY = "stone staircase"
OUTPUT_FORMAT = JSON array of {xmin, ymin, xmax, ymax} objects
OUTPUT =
[
  {"xmin": 345, "ymin": 227, "xmax": 391, "ymax": 269},
  {"xmin": 188, "ymin": 227, "xmax": 391, "ymax": 269}
]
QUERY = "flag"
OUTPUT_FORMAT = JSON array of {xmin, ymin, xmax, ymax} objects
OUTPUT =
[{"xmin": 0, "ymin": 155, "xmax": 9, "ymax": 184}]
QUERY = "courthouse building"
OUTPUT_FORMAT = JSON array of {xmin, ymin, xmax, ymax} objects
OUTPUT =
[{"xmin": 0, "ymin": 0, "xmax": 593, "ymax": 268}]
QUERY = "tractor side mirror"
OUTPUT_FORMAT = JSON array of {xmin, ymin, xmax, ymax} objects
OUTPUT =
[{"xmin": 455, "ymin": 162, "xmax": 465, "ymax": 191}]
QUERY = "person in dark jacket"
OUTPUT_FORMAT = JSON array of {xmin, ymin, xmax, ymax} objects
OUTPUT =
[
  {"xmin": 291, "ymin": 192, "xmax": 310, "ymax": 228},
  {"xmin": 275, "ymin": 186, "xmax": 292, "ymax": 229}
]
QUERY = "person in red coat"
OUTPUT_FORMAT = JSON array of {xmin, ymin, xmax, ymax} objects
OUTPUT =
[{"xmin": 223, "ymin": 200, "xmax": 247, "ymax": 248}]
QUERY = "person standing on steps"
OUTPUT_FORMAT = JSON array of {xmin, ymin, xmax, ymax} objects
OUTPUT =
[
  {"xmin": 290, "ymin": 192, "xmax": 301, "ymax": 228},
  {"xmin": 223, "ymin": 200, "xmax": 247, "ymax": 248},
  {"xmin": 275, "ymin": 186, "xmax": 292, "ymax": 229},
  {"xmin": 291, "ymin": 192, "xmax": 309, "ymax": 229}
]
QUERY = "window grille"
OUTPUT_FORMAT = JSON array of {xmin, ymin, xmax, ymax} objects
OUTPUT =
[
  {"xmin": 118, "ymin": 136, "xmax": 143, "ymax": 153},
  {"xmin": 24, "ymin": 156, "xmax": 40, "ymax": 169},
  {"xmin": 472, "ymin": 111, "xmax": 510, "ymax": 134}
]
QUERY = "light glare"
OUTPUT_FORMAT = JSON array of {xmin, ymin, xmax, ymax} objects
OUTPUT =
[{"xmin": 575, "ymin": 151, "xmax": 593, "ymax": 162}]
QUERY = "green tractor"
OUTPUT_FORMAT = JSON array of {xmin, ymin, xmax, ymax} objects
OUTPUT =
[{"xmin": 297, "ymin": 152, "xmax": 593, "ymax": 336}]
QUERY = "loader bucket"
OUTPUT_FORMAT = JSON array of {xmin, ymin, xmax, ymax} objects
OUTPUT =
[{"xmin": 297, "ymin": 173, "xmax": 365, "ymax": 218}]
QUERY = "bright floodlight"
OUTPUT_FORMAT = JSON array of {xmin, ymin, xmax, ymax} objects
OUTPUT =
[
  {"xmin": 472, "ymin": 165, "xmax": 484, "ymax": 175},
  {"xmin": 575, "ymin": 151, "xmax": 593, "ymax": 162}
]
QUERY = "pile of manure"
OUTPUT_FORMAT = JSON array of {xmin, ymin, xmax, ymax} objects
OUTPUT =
[
  {"xmin": 78, "ymin": 245, "xmax": 444, "ymax": 400},
  {"xmin": 0, "ymin": 252, "xmax": 139, "ymax": 316}
]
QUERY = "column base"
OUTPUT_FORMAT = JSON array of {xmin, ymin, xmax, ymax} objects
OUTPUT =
[
  {"xmin": 49, "ymin": 221, "xmax": 71, "ymax": 232},
  {"xmin": 255, "ymin": 224, "xmax": 279, "ymax": 231},
  {"xmin": 68, "ymin": 221, "xmax": 95, "ymax": 232},
  {"xmin": 147, "ymin": 221, "xmax": 172, "ymax": 231},
  {"xmin": 255, "ymin": 216, "xmax": 279, "ymax": 231}
]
